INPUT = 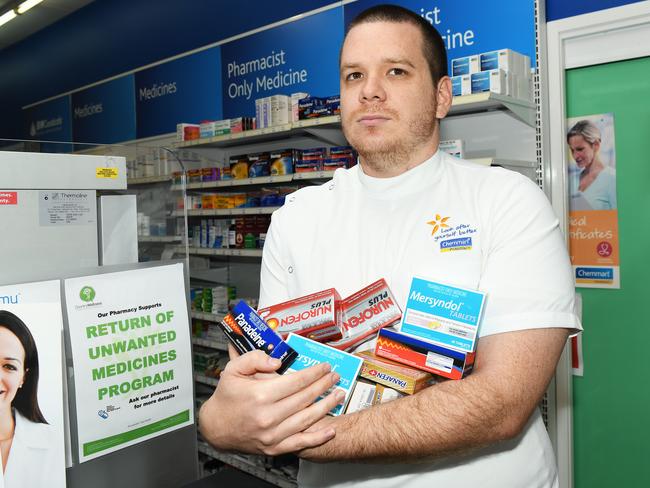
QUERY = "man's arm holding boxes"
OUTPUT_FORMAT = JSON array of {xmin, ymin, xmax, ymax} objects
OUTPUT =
[{"xmin": 299, "ymin": 326, "xmax": 569, "ymax": 462}]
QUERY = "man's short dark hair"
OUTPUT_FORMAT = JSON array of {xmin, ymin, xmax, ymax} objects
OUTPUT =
[{"xmin": 344, "ymin": 4, "xmax": 448, "ymax": 87}]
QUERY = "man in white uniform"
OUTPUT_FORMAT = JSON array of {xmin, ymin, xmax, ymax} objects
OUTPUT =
[{"xmin": 199, "ymin": 5, "xmax": 581, "ymax": 487}]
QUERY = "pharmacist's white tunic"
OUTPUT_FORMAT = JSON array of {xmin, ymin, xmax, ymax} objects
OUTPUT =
[{"xmin": 259, "ymin": 151, "xmax": 581, "ymax": 488}]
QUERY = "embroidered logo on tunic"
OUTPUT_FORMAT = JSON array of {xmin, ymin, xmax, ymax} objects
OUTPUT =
[
  {"xmin": 428, "ymin": 214, "xmax": 478, "ymax": 251},
  {"xmin": 426, "ymin": 214, "xmax": 450, "ymax": 235}
]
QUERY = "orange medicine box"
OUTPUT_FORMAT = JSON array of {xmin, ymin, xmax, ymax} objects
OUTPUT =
[
  {"xmin": 355, "ymin": 350, "xmax": 434, "ymax": 395},
  {"xmin": 258, "ymin": 289, "xmax": 342, "ymax": 342},
  {"xmin": 376, "ymin": 328, "xmax": 475, "ymax": 380}
]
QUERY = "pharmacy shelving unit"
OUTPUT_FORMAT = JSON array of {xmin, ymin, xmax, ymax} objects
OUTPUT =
[{"xmin": 172, "ymin": 94, "xmax": 537, "ymax": 485}]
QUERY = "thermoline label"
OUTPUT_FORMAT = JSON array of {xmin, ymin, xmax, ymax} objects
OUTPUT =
[{"xmin": 400, "ymin": 278, "xmax": 486, "ymax": 353}]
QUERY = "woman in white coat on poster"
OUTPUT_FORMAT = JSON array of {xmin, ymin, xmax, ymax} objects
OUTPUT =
[{"xmin": 0, "ymin": 310, "xmax": 57, "ymax": 487}]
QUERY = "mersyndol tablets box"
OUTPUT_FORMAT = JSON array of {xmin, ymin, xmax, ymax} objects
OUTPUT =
[
  {"xmin": 327, "ymin": 278, "xmax": 401, "ymax": 352},
  {"xmin": 258, "ymin": 288, "xmax": 342, "ymax": 342},
  {"xmin": 285, "ymin": 333, "xmax": 363, "ymax": 416},
  {"xmin": 471, "ymin": 69, "xmax": 506, "ymax": 95},
  {"xmin": 400, "ymin": 277, "xmax": 486, "ymax": 353},
  {"xmin": 451, "ymin": 55, "xmax": 480, "ymax": 76},
  {"xmin": 376, "ymin": 328, "xmax": 475, "ymax": 380},
  {"xmin": 451, "ymin": 75, "xmax": 471, "ymax": 97},
  {"xmin": 218, "ymin": 300, "xmax": 297, "ymax": 374}
]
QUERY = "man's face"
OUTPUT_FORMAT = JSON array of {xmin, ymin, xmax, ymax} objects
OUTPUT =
[{"xmin": 340, "ymin": 21, "xmax": 444, "ymax": 168}]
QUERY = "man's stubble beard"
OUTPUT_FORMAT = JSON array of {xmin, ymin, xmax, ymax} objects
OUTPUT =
[{"xmin": 343, "ymin": 101, "xmax": 438, "ymax": 173}]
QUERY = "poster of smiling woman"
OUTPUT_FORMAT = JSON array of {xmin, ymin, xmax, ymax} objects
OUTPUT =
[
  {"xmin": 566, "ymin": 113, "xmax": 620, "ymax": 288},
  {"xmin": 0, "ymin": 280, "xmax": 66, "ymax": 488}
]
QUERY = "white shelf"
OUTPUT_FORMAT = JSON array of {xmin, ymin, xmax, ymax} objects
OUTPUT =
[
  {"xmin": 197, "ymin": 442, "xmax": 297, "ymax": 488},
  {"xmin": 191, "ymin": 311, "xmax": 226, "ymax": 322},
  {"xmin": 468, "ymin": 158, "xmax": 535, "ymax": 168},
  {"xmin": 449, "ymin": 93, "xmax": 536, "ymax": 127},
  {"xmin": 172, "ymin": 206, "xmax": 280, "ymax": 217},
  {"xmin": 176, "ymin": 246, "xmax": 263, "ymax": 258},
  {"xmin": 127, "ymin": 174, "xmax": 174, "ymax": 185},
  {"xmin": 192, "ymin": 337, "xmax": 229, "ymax": 351},
  {"xmin": 194, "ymin": 373, "xmax": 219, "ymax": 387},
  {"xmin": 176, "ymin": 115, "xmax": 340, "ymax": 149},
  {"xmin": 171, "ymin": 171, "xmax": 337, "ymax": 191},
  {"xmin": 292, "ymin": 170, "xmax": 336, "ymax": 180},
  {"xmin": 176, "ymin": 174, "xmax": 294, "ymax": 191},
  {"xmin": 138, "ymin": 235, "xmax": 183, "ymax": 243}
]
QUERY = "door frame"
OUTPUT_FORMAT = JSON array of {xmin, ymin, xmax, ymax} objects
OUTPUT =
[{"xmin": 545, "ymin": 2, "xmax": 650, "ymax": 487}]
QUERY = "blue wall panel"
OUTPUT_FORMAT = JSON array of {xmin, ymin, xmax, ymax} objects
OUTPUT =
[
  {"xmin": 0, "ymin": 0, "xmax": 336, "ymax": 141},
  {"xmin": 546, "ymin": 0, "xmax": 644, "ymax": 22}
]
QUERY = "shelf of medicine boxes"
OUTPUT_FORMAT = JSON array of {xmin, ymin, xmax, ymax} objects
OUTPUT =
[
  {"xmin": 171, "ymin": 206, "xmax": 281, "ymax": 217},
  {"xmin": 197, "ymin": 441, "xmax": 297, "ymax": 488},
  {"xmin": 171, "ymin": 171, "xmax": 336, "ymax": 191},
  {"xmin": 174, "ymin": 92, "xmax": 535, "ymax": 152},
  {"xmin": 176, "ymin": 115, "xmax": 342, "ymax": 149}
]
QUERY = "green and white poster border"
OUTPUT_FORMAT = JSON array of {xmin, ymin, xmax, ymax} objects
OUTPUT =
[{"xmin": 64, "ymin": 263, "xmax": 194, "ymax": 463}]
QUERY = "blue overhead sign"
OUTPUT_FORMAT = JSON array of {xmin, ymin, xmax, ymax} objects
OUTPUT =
[
  {"xmin": 135, "ymin": 46, "xmax": 223, "ymax": 138},
  {"xmin": 23, "ymin": 95, "xmax": 73, "ymax": 153},
  {"xmin": 72, "ymin": 75, "xmax": 136, "ymax": 146},
  {"xmin": 343, "ymin": 0, "xmax": 537, "ymax": 71},
  {"xmin": 221, "ymin": 8, "xmax": 343, "ymax": 118}
]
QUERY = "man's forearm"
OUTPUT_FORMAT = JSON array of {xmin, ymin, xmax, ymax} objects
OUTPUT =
[
  {"xmin": 301, "ymin": 371, "xmax": 516, "ymax": 462},
  {"xmin": 300, "ymin": 328, "xmax": 569, "ymax": 463}
]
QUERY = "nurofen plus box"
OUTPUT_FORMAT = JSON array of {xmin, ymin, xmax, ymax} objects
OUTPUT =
[
  {"xmin": 451, "ymin": 75, "xmax": 471, "ymax": 97},
  {"xmin": 356, "ymin": 350, "xmax": 433, "ymax": 395},
  {"xmin": 258, "ymin": 288, "xmax": 343, "ymax": 342},
  {"xmin": 401, "ymin": 277, "xmax": 486, "ymax": 354},
  {"xmin": 285, "ymin": 333, "xmax": 363, "ymax": 416},
  {"xmin": 439, "ymin": 139, "xmax": 465, "ymax": 159},
  {"xmin": 218, "ymin": 300, "xmax": 298, "ymax": 374},
  {"xmin": 376, "ymin": 328, "xmax": 475, "ymax": 380},
  {"xmin": 327, "ymin": 279, "xmax": 401, "ymax": 351},
  {"xmin": 451, "ymin": 55, "xmax": 480, "ymax": 76},
  {"xmin": 471, "ymin": 69, "xmax": 506, "ymax": 95}
]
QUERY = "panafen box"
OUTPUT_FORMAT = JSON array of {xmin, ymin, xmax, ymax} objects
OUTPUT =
[
  {"xmin": 344, "ymin": 380, "xmax": 403, "ymax": 414},
  {"xmin": 218, "ymin": 300, "xmax": 297, "ymax": 374},
  {"xmin": 400, "ymin": 278, "xmax": 486, "ymax": 353},
  {"xmin": 258, "ymin": 289, "xmax": 342, "ymax": 342},
  {"xmin": 327, "ymin": 279, "xmax": 401, "ymax": 351},
  {"xmin": 356, "ymin": 350, "xmax": 433, "ymax": 395},
  {"xmin": 285, "ymin": 333, "xmax": 363, "ymax": 416}
]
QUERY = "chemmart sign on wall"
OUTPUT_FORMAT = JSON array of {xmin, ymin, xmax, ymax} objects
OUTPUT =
[{"xmin": 64, "ymin": 264, "xmax": 193, "ymax": 463}]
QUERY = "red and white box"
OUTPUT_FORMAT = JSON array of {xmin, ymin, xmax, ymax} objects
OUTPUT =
[
  {"xmin": 258, "ymin": 289, "xmax": 342, "ymax": 342},
  {"xmin": 327, "ymin": 279, "xmax": 401, "ymax": 351}
]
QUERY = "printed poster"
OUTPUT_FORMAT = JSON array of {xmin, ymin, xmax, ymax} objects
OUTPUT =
[
  {"xmin": 64, "ymin": 264, "xmax": 193, "ymax": 462},
  {"xmin": 0, "ymin": 280, "xmax": 66, "ymax": 487},
  {"xmin": 567, "ymin": 113, "xmax": 620, "ymax": 288}
]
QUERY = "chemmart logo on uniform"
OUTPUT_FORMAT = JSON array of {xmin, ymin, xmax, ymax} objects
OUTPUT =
[{"xmin": 440, "ymin": 237, "xmax": 472, "ymax": 252}]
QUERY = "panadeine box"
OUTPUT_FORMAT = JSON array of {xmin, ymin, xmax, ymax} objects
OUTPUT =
[
  {"xmin": 285, "ymin": 334, "xmax": 363, "ymax": 416},
  {"xmin": 218, "ymin": 300, "xmax": 297, "ymax": 374}
]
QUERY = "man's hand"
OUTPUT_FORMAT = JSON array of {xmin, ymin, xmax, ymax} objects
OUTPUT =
[{"xmin": 199, "ymin": 349, "xmax": 345, "ymax": 456}]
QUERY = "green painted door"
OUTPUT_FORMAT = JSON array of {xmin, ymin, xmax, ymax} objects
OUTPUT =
[{"xmin": 566, "ymin": 56, "xmax": 650, "ymax": 488}]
